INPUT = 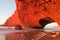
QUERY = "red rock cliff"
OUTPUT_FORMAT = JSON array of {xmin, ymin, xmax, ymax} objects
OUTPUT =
[{"xmin": 4, "ymin": 0, "xmax": 60, "ymax": 27}]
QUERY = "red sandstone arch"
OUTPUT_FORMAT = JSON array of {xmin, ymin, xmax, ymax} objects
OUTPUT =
[{"xmin": 4, "ymin": 0, "xmax": 60, "ymax": 27}]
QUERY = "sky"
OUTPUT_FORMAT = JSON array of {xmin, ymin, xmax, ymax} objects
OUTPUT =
[{"xmin": 0, "ymin": 0, "xmax": 16, "ymax": 25}]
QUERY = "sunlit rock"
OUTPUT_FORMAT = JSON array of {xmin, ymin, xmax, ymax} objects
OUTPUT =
[{"xmin": 4, "ymin": 0, "xmax": 60, "ymax": 28}]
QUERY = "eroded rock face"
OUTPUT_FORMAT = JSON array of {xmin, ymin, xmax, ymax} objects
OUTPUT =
[
  {"xmin": 4, "ymin": 11, "xmax": 20, "ymax": 26},
  {"xmin": 4, "ymin": 0, "xmax": 60, "ymax": 28}
]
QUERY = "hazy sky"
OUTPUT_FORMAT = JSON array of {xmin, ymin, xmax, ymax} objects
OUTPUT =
[{"xmin": 0, "ymin": 0, "xmax": 16, "ymax": 25}]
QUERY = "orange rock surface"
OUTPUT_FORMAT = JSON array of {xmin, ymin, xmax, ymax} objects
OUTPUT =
[{"xmin": 4, "ymin": 0, "xmax": 60, "ymax": 27}]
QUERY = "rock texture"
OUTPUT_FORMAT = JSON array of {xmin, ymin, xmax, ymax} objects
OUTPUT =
[
  {"xmin": 4, "ymin": 0, "xmax": 60, "ymax": 27},
  {"xmin": 4, "ymin": 11, "xmax": 20, "ymax": 26}
]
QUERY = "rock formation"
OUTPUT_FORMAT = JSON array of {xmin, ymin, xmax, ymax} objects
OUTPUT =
[
  {"xmin": 4, "ymin": 11, "xmax": 20, "ymax": 26},
  {"xmin": 4, "ymin": 0, "xmax": 60, "ymax": 28}
]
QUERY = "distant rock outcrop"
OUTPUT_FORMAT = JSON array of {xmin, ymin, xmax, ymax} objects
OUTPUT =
[{"xmin": 4, "ymin": 0, "xmax": 60, "ymax": 28}]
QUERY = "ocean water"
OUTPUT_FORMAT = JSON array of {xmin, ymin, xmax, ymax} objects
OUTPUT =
[
  {"xmin": 0, "ymin": 26, "xmax": 59, "ymax": 40},
  {"xmin": 0, "ymin": 26, "xmax": 60, "ymax": 34},
  {"xmin": 44, "ymin": 28, "xmax": 60, "ymax": 32}
]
